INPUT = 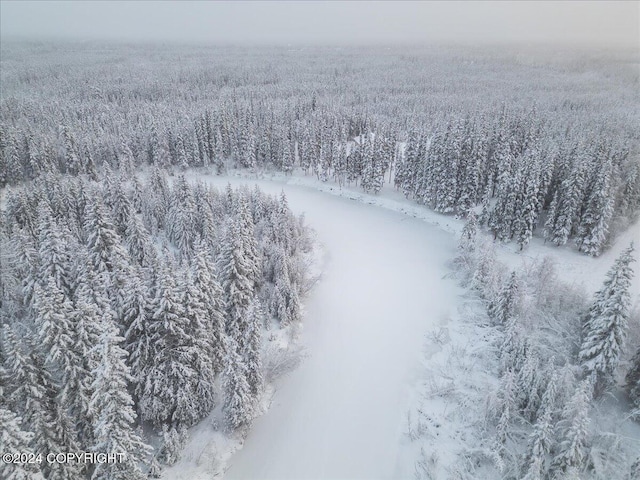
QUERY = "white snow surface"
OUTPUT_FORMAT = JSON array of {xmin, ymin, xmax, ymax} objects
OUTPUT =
[{"xmin": 163, "ymin": 170, "xmax": 639, "ymax": 480}]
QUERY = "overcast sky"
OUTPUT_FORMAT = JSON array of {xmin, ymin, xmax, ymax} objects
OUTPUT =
[{"xmin": 1, "ymin": 1, "xmax": 638, "ymax": 47}]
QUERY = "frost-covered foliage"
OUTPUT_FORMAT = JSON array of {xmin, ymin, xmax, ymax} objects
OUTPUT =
[
  {"xmin": 1, "ymin": 43, "xmax": 638, "ymax": 256},
  {"xmin": 408, "ymin": 229, "xmax": 638, "ymax": 479},
  {"xmin": 0, "ymin": 170, "xmax": 313, "ymax": 478},
  {"xmin": 625, "ymin": 348, "xmax": 640, "ymax": 415},
  {"xmin": 580, "ymin": 244, "xmax": 636, "ymax": 395}
]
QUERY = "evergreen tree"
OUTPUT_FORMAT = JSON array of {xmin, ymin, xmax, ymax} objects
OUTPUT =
[
  {"xmin": 89, "ymin": 318, "xmax": 151, "ymax": 480},
  {"xmin": 521, "ymin": 371, "xmax": 558, "ymax": 480},
  {"xmin": 517, "ymin": 348, "xmax": 544, "ymax": 421},
  {"xmin": 0, "ymin": 407, "xmax": 42, "ymax": 480},
  {"xmin": 157, "ymin": 425, "xmax": 188, "ymax": 466},
  {"xmin": 181, "ymin": 266, "xmax": 216, "ymax": 420},
  {"xmin": 84, "ymin": 195, "xmax": 129, "ymax": 275},
  {"xmin": 62, "ymin": 127, "xmax": 82, "ymax": 176},
  {"xmin": 576, "ymin": 159, "xmax": 614, "ymax": 256},
  {"xmin": 552, "ymin": 379, "xmax": 592, "ymax": 475},
  {"xmin": 218, "ymin": 218, "xmax": 254, "ymax": 351},
  {"xmin": 471, "ymin": 242, "xmax": 498, "ymax": 300},
  {"xmin": 110, "ymin": 179, "xmax": 134, "ymax": 237},
  {"xmin": 625, "ymin": 347, "xmax": 640, "ymax": 414},
  {"xmin": 32, "ymin": 279, "xmax": 75, "ymax": 372},
  {"xmin": 551, "ymin": 157, "xmax": 588, "ymax": 247},
  {"xmin": 543, "ymin": 191, "xmax": 559, "ymax": 243},
  {"xmin": 514, "ymin": 160, "xmax": 542, "ymax": 250},
  {"xmin": 458, "ymin": 211, "xmax": 478, "ymax": 254},
  {"xmin": 124, "ymin": 211, "xmax": 155, "ymax": 267},
  {"xmin": 494, "ymin": 368, "xmax": 519, "ymax": 446},
  {"xmin": 489, "ymin": 271, "xmax": 520, "ymax": 325},
  {"xmin": 2, "ymin": 326, "xmax": 82, "ymax": 480},
  {"xmin": 36, "ymin": 202, "xmax": 74, "ymax": 297},
  {"xmin": 238, "ymin": 196, "xmax": 262, "ymax": 288},
  {"xmin": 270, "ymin": 247, "xmax": 301, "ymax": 325},
  {"xmin": 579, "ymin": 244, "xmax": 635, "ymax": 395},
  {"xmin": 124, "ymin": 269, "xmax": 156, "ymax": 405},
  {"xmin": 139, "ymin": 261, "xmax": 188, "ymax": 426},
  {"xmin": 244, "ymin": 299, "xmax": 264, "ymax": 397},
  {"xmin": 223, "ymin": 335, "xmax": 252, "ymax": 431},
  {"xmin": 69, "ymin": 280, "xmax": 104, "ymax": 449},
  {"xmin": 168, "ymin": 176, "xmax": 196, "ymax": 259},
  {"xmin": 191, "ymin": 242, "xmax": 227, "ymax": 375}
]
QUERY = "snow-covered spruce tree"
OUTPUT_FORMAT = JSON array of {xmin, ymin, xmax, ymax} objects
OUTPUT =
[
  {"xmin": 543, "ymin": 191, "xmax": 559, "ymax": 244},
  {"xmin": 471, "ymin": 241, "xmax": 499, "ymax": 300},
  {"xmin": 167, "ymin": 175, "xmax": 196, "ymax": 260},
  {"xmin": 84, "ymin": 194, "xmax": 129, "ymax": 276},
  {"xmin": 270, "ymin": 247, "xmax": 301, "ymax": 326},
  {"xmin": 455, "ymin": 212, "xmax": 478, "ymax": 279},
  {"xmin": 223, "ymin": 334, "xmax": 253, "ymax": 431},
  {"xmin": 238, "ymin": 195, "xmax": 262, "ymax": 289},
  {"xmin": 32, "ymin": 278, "xmax": 75, "ymax": 370},
  {"xmin": 120, "ymin": 266, "xmax": 152, "ymax": 396},
  {"xmin": 579, "ymin": 243, "xmax": 635, "ymax": 395},
  {"xmin": 0, "ymin": 407, "xmax": 41, "ymax": 480},
  {"xmin": 488, "ymin": 271, "xmax": 520, "ymax": 325},
  {"xmin": 124, "ymin": 211, "xmax": 155, "ymax": 268},
  {"xmin": 158, "ymin": 424, "xmax": 188, "ymax": 466},
  {"xmin": 394, "ymin": 131, "xmax": 420, "ymax": 197},
  {"xmin": 458, "ymin": 211, "xmax": 478, "ymax": 254},
  {"xmin": 109, "ymin": 177, "xmax": 134, "ymax": 237},
  {"xmin": 190, "ymin": 241, "xmax": 227, "ymax": 375},
  {"xmin": 194, "ymin": 189, "xmax": 218, "ymax": 248},
  {"xmin": 218, "ymin": 216, "xmax": 254, "ymax": 350},
  {"xmin": 244, "ymin": 299, "xmax": 264, "ymax": 397},
  {"xmin": 499, "ymin": 316, "xmax": 528, "ymax": 375},
  {"xmin": 117, "ymin": 141, "xmax": 136, "ymax": 176},
  {"xmin": 275, "ymin": 191, "xmax": 295, "ymax": 254},
  {"xmin": 550, "ymin": 157, "xmax": 589, "ymax": 247},
  {"xmin": 520, "ymin": 370, "xmax": 558, "ymax": 480},
  {"xmin": 138, "ymin": 260, "xmax": 200, "ymax": 428},
  {"xmin": 576, "ymin": 158, "xmax": 614, "ymax": 256},
  {"xmin": 69, "ymin": 278, "xmax": 105, "ymax": 449},
  {"xmin": 552, "ymin": 379, "xmax": 592, "ymax": 476},
  {"xmin": 516, "ymin": 348, "xmax": 545, "ymax": 421},
  {"xmin": 89, "ymin": 317, "xmax": 151, "ymax": 480},
  {"xmin": 35, "ymin": 274, "xmax": 97, "ymax": 449},
  {"xmin": 143, "ymin": 167, "xmax": 170, "ymax": 231},
  {"xmin": 180, "ymin": 265, "xmax": 216, "ymax": 420},
  {"xmin": 62, "ymin": 126, "xmax": 82, "ymax": 176},
  {"xmin": 493, "ymin": 368, "xmax": 520, "ymax": 447},
  {"xmin": 9, "ymin": 229, "xmax": 39, "ymax": 307},
  {"xmin": 625, "ymin": 347, "xmax": 640, "ymax": 414},
  {"xmin": 488, "ymin": 136, "xmax": 515, "ymax": 241},
  {"xmin": 514, "ymin": 159, "xmax": 542, "ymax": 251},
  {"xmin": 2, "ymin": 326, "xmax": 83, "ymax": 480},
  {"xmin": 36, "ymin": 202, "xmax": 74, "ymax": 297}
]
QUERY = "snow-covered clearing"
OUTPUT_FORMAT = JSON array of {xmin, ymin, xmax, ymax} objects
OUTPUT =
[{"xmin": 165, "ymin": 171, "xmax": 639, "ymax": 479}]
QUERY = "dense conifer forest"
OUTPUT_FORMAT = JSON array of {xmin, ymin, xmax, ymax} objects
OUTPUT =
[
  {"xmin": 1, "ymin": 43, "xmax": 639, "ymax": 254},
  {"xmin": 0, "ymin": 167, "xmax": 313, "ymax": 478},
  {"xmin": 1, "ymin": 41, "xmax": 639, "ymax": 479}
]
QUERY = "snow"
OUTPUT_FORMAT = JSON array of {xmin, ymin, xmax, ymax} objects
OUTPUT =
[
  {"xmin": 281, "ymin": 174, "xmax": 640, "ymax": 301},
  {"xmin": 162, "ymin": 172, "xmax": 462, "ymax": 479},
  {"xmin": 164, "ymin": 170, "xmax": 639, "ymax": 479}
]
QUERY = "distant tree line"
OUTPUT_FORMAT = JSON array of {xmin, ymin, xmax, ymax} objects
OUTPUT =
[{"xmin": 1, "ymin": 43, "xmax": 638, "ymax": 256}]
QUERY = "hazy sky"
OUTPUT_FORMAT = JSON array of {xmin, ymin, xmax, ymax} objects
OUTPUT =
[{"xmin": 1, "ymin": 1, "xmax": 638, "ymax": 47}]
